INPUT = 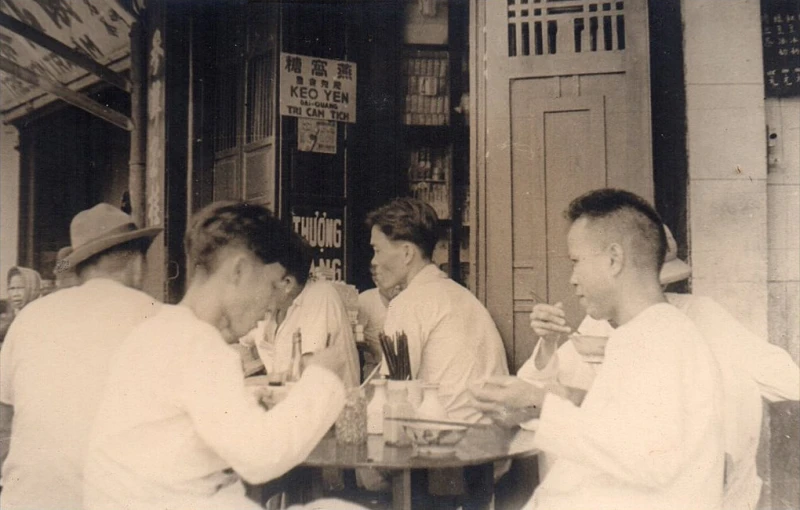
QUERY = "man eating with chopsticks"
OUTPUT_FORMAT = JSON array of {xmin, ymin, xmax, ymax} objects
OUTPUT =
[
  {"xmin": 84, "ymin": 202, "xmax": 366, "ymax": 510},
  {"xmin": 367, "ymin": 197, "xmax": 509, "ymax": 423}
]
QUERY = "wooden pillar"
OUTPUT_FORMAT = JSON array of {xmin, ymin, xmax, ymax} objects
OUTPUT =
[
  {"xmin": 142, "ymin": 0, "xmax": 168, "ymax": 300},
  {"xmin": 129, "ymin": 19, "xmax": 147, "ymax": 228}
]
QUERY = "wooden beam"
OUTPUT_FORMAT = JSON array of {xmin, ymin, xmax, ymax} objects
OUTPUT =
[
  {"xmin": 0, "ymin": 57, "xmax": 133, "ymax": 131},
  {"xmin": 0, "ymin": 11, "xmax": 131, "ymax": 93}
]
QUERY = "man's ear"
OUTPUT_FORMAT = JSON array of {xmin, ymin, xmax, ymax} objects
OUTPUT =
[
  {"xmin": 282, "ymin": 274, "xmax": 299, "ymax": 294},
  {"xmin": 401, "ymin": 242, "xmax": 413, "ymax": 265},
  {"xmin": 224, "ymin": 253, "xmax": 248, "ymax": 286},
  {"xmin": 608, "ymin": 243, "xmax": 624, "ymax": 276}
]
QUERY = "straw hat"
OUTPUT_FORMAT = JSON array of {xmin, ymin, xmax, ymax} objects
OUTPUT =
[
  {"xmin": 63, "ymin": 203, "xmax": 162, "ymax": 268},
  {"xmin": 660, "ymin": 225, "xmax": 691, "ymax": 285}
]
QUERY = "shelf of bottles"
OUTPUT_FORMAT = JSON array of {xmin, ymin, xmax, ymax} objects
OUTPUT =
[
  {"xmin": 402, "ymin": 49, "xmax": 450, "ymax": 126},
  {"xmin": 407, "ymin": 146, "xmax": 452, "ymax": 221}
]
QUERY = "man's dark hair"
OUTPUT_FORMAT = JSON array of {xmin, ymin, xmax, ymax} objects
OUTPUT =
[
  {"xmin": 279, "ymin": 231, "xmax": 314, "ymax": 286},
  {"xmin": 366, "ymin": 197, "xmax": 439, "ymax": 260},
  {"xmin": 185, "ymin": 201, "xmax": 293, "ymax": 274},
  {"xmin": 566, "ymin": 188, "xmax": 667, "ymax": 270}
]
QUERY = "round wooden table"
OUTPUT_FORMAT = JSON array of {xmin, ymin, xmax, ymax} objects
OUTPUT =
[{"xmin": 301, "ymin": 426, "xmax": 539, "ymax": 510}]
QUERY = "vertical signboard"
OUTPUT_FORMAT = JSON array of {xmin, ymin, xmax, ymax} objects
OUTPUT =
[
  {"xmin": 291, "ymin": 205, "xmax": 346, "ymax": 281},
  {"xmin": 761, "ymin": 0, "xmax": 800, "ymax": 97}
]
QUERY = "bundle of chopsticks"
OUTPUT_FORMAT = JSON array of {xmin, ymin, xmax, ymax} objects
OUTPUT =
[{"xmin": 378, "ymin": 331, "xmax": 411, "ymax": 380}]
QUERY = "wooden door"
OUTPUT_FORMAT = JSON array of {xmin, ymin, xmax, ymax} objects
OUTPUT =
[{"xmin": 477, "ymin": 0, "xmax": 654, "ymax": 370}]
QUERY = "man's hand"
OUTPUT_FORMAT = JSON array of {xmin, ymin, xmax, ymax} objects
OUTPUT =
[
  {"xmin": 470, "ymin": 376, "xmax": 546, "ymax": 427},
  {"xmin": 530, "ymin": 302, "xmax": 571, "ymax": 340}
]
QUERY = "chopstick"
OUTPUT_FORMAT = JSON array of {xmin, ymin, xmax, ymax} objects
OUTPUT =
[
  {"xmin": 386, "ymin": 417, "xmax": 492, "ymax": 429},
  {"xmin": 529, "ymin": 290, "xmax": 546, "ymax": 304},
  {"xmin": 378, "ymin": 332, "xmax": 411, "ymax": 380}
]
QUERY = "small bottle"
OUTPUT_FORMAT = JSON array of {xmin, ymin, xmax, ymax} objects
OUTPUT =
[
  {"xmin": 416, "ymin": 383, "xmax": 449, "ymax": 422},
  {"xmin": 383, "ymin": 381, "xmax": 414, "ymax": 447},
  {"xmin": 367, "ymin": 379, "xmax": 388, "ymax": 435},
  {"xmin": 286, "ymin": 329, "xmax": 303, "ymax": 383}
]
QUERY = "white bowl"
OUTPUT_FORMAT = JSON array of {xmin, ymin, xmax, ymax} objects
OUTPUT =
[
  {"xmin": 402, "ymin": 423, "xmax": 467, "ymax": 457},
  {"xmin": 569, "ymin": 334, "xmax": 609, "ymax": 357}
]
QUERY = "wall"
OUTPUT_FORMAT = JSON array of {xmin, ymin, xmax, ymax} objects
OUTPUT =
[
  {"xmin": 766, "ymin": 97, "xmax": 800, "ymax": 367},
  {"xmin": 684, "ymin": 1, "xmax": 800, "ymax": 508},
  {"xmin": 766, "ymin": 95, "xmax": 800, "ymax": 509},
  {"xmin": 0, "ymin": 123, "xmax": 20, "ymax": 297},
  {"xmin": 683, "ymin": 0, "xmax": 768, "ymax": 335}
]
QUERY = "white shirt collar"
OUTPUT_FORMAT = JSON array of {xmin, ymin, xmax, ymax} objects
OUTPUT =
[{"xmin": 405, "ymin": 263, "xmax": 446, "ymax": 290}]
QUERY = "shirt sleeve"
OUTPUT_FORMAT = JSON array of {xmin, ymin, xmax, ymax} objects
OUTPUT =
[
  {"xmin": 533, "ymin": 327, "xmax": 717, "ymax": 489},
  {"xmin": 694, "ymin": 297, "xmax": 800, "ymax": 402},
  {"xmin": 517, "ymin": 339, "xmax": 560, "ymax": 384},
  {"xmin": 0, "ymin": 317, "xmax": 22, "ymax": 405},
  {"xmin": 180, "ymin": 339, "xmax": 346, "ymax": 484},
  {"xmin": 296, "ymin": 284, "xmax": 345, "ymax": 356},
  {"xmin": 517, "ymin": 339, "xmax": 596, "ymax": 392}
]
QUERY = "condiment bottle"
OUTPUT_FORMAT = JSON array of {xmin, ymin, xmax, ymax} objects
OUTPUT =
[
  {"xmin": 335, "ymin": 388, "xmax": 368, "ymax": 444},
  {"xmin": 286, "ymin": 329, "xmax": 303, "ymax": 383},
  {"xmin": 416, "ymin": 383, "xmax": 449, "ymax": 422},
  {"xmin": 383, "ymin": 380, "xmax": 414, "ymax": 447},
  {"xmin": 367, "ymin": 379, "xmax": 387, "ymax": 434}
]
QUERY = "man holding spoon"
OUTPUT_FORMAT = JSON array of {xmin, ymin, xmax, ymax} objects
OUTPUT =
[{"xmin": 472, "ymin": 189, "xmax": 725, "ymax": 510}]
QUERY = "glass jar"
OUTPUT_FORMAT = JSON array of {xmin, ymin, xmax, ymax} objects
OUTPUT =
[
  {"xmin": 383, "ymin": 381, "xmax": 414, "ymax": 447},
  {"xmin": 367, "ymin": 379, "xmax": 387, "ymax": 435},
  {"xmin": 335, "ymin": 388, "xmax": 367, "ymax": 445}
]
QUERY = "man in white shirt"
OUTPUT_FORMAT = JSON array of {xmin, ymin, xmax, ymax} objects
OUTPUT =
[
  {"xmin": 472, "ymin": 188, "xmax": 726, "ymax": 510},
  {"xmin": 513, "ymin": 226, "xmax": 799, "ymax": 510},
  {"xmin": 367, "ymin": 197, "xmax": 509, "ymax": 423},
  {"xmin": 241, "ymin": 232, "xmax": 360, "ymax": 387},
  {"xmin": 0, "ymin": 203, "xmax": 162, "ymax": 510},
  {"xmin": 84, "ymin": 201, "xmax": 364, "ymax": 510}
]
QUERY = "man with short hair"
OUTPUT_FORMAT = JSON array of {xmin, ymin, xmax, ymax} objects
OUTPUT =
[
  {"xmin": 0, "ymin": 203, "xmax": 162, "ymax": 510},
  {"xmin": 84, "ymin": 201, "xmax": 362, "ymax": 510},
  {"xmin": 518, "ymin": 226, "xmax": 799, "ymax": 510},
  {"xmin": 367, "ymin": 197, "xmax": 509, "ymax": 423},
  {"xmin": 473, "ymin": 189, "xmax": 726, "ymax": 510}
]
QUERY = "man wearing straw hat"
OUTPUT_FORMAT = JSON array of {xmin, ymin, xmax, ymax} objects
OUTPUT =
[{"xmin": 0, "ymin": 203, "xmax": 162, "ymax": 510}]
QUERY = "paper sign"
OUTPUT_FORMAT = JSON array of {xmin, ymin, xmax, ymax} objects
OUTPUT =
[
  {"xmin": 298, "ymin": 119, "xmax": 337, "ymax": 154},
  {"xmin": 280, "ymin": 53, "xmax": 357, "ymax": 123}
]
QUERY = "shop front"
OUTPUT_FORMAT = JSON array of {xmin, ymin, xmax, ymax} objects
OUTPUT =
[{"xmin": 184, "ymin": 0, "xmax": 471, "ymax": 294}]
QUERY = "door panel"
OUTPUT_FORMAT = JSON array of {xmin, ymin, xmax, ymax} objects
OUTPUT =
[
  {"xmin": 511, "ymin": 95, "xmax": 607, "ymax": 369},
  {"xmin": 480, "ymin": 0, "xmax": 652, "ymax": 370},
  {"xmin": 244, "ymin": 143, "xmax": 275, "ymax": 207}
]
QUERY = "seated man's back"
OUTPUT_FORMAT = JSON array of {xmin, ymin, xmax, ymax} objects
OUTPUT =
[
  {"xmin": 385, "ymin": 264, "xmax": 509, "ymax": 422},
  {"xmin": 0, "ymin": 280, "xmax": 159, "ymax": 510}
]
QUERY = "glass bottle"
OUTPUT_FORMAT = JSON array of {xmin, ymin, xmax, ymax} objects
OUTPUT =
[
  {"xmin": 416, "ymin": 383, "xmax": 449, "ymax": 422},
  {"xmin": 335, "ymin": 388, "xmax": 368, "ymax": 444},
  {"xmin": 367, "ymin": 379, "xmax": 387, "ymax": 435},
  {"xmin": 383, "ymin": 381, "xmax": 414, "ymax": 447},
  {"xmin": 286, "ymin": 329, "xmax": 303, "ymax": 383}
]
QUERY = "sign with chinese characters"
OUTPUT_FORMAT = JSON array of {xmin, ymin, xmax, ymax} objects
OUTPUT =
[
  {"xmin": 291, "ymin": 205, "xmax": 346, "ymax": 281},
  {"xmin": 298, "ymin": 119, "xmax": 337, "ymax": 154},
  {"xmin": 761, "ymin": 0, "xmax": 800, "ymax": 97},
  {"xmin": 280, "ymin": 53, "xmax": 357, "ymax": 123}
]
